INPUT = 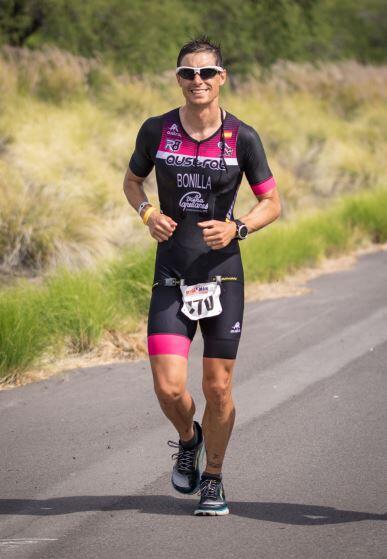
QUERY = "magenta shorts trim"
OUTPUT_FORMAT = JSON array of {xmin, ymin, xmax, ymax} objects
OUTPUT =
[{"xmin": 148, "ymin": 333, "xmax": 191, "ymax": 358}]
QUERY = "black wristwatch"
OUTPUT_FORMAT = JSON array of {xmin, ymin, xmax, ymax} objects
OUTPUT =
[{"xmin": 234, "ymin": 219, "xmax": 248, "ymax": 240}]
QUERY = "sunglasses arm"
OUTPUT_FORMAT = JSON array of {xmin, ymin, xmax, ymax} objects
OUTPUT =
[{"xmin": 176, "ymin": 66, "xmax": 225, "ymax": 74}]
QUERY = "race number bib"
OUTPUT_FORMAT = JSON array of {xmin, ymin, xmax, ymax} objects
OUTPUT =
[{"xmin": 180, "ymin": 280, "xmax": 222, "ymax": 321}]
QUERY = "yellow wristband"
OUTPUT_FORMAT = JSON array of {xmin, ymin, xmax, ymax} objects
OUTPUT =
[{"xmin": 143, "ymin": 206, "xmax": 157, "ymax": 225}]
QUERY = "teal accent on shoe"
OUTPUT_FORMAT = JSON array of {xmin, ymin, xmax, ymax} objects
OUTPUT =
[
  {"xmin": 194, "ymin": 477, "xmax": 229, "ymax": 515},
  {"xmin": 168, "ymin": 421, "xmax": 205, "ymax": 494}
]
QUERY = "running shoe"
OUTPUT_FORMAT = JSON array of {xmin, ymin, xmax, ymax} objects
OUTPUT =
[
  {"xmin": 194, "ymin": 477, "xmax": 229, "ymax": 516},
  {"xmin": 167, "ymin": 421, "xmax": 205, "ymax": 494}
]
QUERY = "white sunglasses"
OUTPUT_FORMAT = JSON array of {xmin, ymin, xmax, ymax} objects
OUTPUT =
[{"xmin": 176, "ymin": 66, "xmax": 225, "ymax": 80}]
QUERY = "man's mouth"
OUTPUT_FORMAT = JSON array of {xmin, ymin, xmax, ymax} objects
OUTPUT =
[{"xmin": 190, "ymin": 88, "xmax": 209, "ymax": 93}]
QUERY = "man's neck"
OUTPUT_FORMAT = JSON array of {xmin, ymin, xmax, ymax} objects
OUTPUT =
[{"xmin": 180, "ymin": 103, "xmax": 224, "ymax": 135}]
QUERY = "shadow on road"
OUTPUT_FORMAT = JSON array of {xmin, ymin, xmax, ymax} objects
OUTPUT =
[{"xmin": 0, "ymin": 497, "xmax": 386, "ymax": 525}]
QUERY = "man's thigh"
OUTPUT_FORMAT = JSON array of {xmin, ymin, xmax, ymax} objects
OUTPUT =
[
  {"xmin": 150, "ymin": 354, "xmax": 189, "ymax": 396},
  {"xmin": 147, "ymin": 286, "xmax": 197, "ymax": 359},
  {"xmin": 199, "ymin": 281, "xmax": 244, "ymax": 360}
]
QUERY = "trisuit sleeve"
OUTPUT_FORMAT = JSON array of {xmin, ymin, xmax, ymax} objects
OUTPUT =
[
  {"xmin": 238, "ymin": 124, "xmax": 276, "ymax": 196},
  {"xmin": 128, "ymin": 119, "xmax": 156, "ymax": 178}
]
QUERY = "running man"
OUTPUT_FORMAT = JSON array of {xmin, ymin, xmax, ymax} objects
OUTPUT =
[{"xmin": 123, "ymin": 36, "xmax": 281, "ymax": 515}]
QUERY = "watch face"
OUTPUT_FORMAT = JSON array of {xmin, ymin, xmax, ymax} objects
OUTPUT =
[
  {"xmin": 239, "ymin": 225, "xmax": 248, "ymax": 239},
  {"xmin": 238, "ymin": 224, "xmax": 248, "ymax": 239}
]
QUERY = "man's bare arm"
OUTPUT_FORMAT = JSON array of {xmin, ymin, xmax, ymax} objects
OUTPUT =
[
  {"xmin": 239, "ymin": 187, "xmax": 281, "ymax": 233},
  {"xmin": 123, "ymin": 167, "xmax": 150, "ymax": 214},
  {"xmin": 198, "ymin": 187, "xmax": 281, "ymax": 249},
  {"xmin": 123, "ymin": 167, "xmax": 177, "ymax": 242}
]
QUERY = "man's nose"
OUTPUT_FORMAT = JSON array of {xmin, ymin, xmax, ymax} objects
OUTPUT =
[{"xmin": 193, "ymin": 72, "xmax": 203, "ymax": 84}]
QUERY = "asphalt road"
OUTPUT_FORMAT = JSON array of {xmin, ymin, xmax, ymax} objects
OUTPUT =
[{"xmin": 1, "ymin": 250, "xmax": 386, "ymax": 559}]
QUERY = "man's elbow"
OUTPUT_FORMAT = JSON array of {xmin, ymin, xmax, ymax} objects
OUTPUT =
[
  {"xmin": 275, "ymin": 198, "xmax": 282, "ymax": 220},
  {"xmin": 123, "ymin": 169, "xmax": 133, "ymax": 193},
  {"xmin": 270, "ymin": 189, "xmax": 281, "ymax": 221}
]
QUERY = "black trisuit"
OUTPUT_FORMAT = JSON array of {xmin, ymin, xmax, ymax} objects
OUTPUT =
[{"xmin": 129, "ymin": 107, "xmax": 276, "ymax": 359}]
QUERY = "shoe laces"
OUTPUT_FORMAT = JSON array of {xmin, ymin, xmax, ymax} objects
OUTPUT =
[
  {"xmin": 197, "ymin": 478, "xmax": 220, "ymax": 499},
  {"xmin": 167, "ymin": 440, "xmax": 196, "ymax": 473}
]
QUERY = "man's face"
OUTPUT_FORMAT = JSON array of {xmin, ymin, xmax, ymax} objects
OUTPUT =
[{"xmin": 176, "ymin": 52, "xmax": 226, "ymax": 106}]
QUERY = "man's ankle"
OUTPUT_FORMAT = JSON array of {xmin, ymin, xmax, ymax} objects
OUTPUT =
[
  {"xmin": 201, "ymin": 471, "xmax": 222, "ymax": 481},
  {"xmin": 180, "ymin": 421, "xmax": 199, "ymax": 449}
]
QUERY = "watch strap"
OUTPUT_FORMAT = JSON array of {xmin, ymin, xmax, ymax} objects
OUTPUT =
[
  {"xmin": 137, "ymin": 201, "xmax": 151, "ymax": 215},
  {"xmin": 234, "ymin": 219, "xmax": 248, "ymax": 240}
]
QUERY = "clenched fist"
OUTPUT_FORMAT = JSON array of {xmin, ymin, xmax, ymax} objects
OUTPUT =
[
  {"xmin": 197, "ymin": 219, "xmax": 237, "ymax": 250},
  {"xmin": 147, "ymin": 211, "xmax": 177, "ymax": 242}
]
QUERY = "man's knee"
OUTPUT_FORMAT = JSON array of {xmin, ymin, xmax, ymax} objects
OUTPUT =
[
  {"xmin": 150, "ymin": 354, "xmax": 187, "ymax": 406},
  {"xmin": 202, "ymin": 357, "xmax": 235, "ymax": 409},
  {"xmin": 202, "ymin": 378, "xmax": 232, "ymax": 410},
  {"xmin": 153, "ymin": 380, "xmax": 186, "ymax": 406}
]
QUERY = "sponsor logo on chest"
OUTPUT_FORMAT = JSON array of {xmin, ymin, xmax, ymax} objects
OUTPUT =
[
  {"xmin": 166, "ymin": 154, "xmax": 226, "ymax": 170},
  {"xmin": 167, "ymin": 123, "xmax": 181, "ymax": 136},
  {"xmin": 217, "ymin": 141, "xmax": 233, "ymax": 156},
  {"xmin": 165, "ymin": 138, "xmax": 182, "ymax": 152},
  {"xmin": 179, "ymin": 191, "xmax": 209, "ymax": 212}
]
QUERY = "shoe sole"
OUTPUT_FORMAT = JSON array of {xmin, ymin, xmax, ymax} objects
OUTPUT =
[
  {"xmin": 194, "ymin": 506, "xmax": 229, "ymax": 516},
  {"xmin": 171, "ymin": 441, "xmax": 206, "ymax": 495}
]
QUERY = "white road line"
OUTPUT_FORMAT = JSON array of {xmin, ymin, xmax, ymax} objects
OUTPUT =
[{"xmin": 0, "ymin": 538, "xmax": 58, "ymax": 545}]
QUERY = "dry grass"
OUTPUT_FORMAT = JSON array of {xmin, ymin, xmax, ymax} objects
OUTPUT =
[
  {"xmin": 0, "ymin": 322, "xmax": 148, "ymax": 390},
  {"xmin": 1, "ymin": 48, "xmax": 386, "ymax": 276}
]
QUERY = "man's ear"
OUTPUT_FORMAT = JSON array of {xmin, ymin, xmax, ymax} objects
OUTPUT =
[{"xmin": 219, "ymin": 70, "xmax": 227, "ymax": 86}]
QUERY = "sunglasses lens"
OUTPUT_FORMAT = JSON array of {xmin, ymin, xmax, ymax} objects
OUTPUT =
[
  {"xmin": 200, "ymin": 68, "xmax": 218, "ymax": 79},
  {"xmin": 177, "ymin": 68, "xmax": 220, "ymax": 80},
  {"xmin": 178, "ymin": 69, "xmax": 195, "ymax": 80}
]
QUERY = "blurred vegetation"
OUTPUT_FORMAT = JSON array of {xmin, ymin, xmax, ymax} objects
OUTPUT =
[
  {"xmin": 0, "ymin": 1, "xmax": 386, "ymax": 74},
  {"xmin": 0, "ymin": 47, "xmax": 386, "ymax": 277},
  {"xmin": 242, "ymin": 187, "xmax": 387, "ymax": 282}
]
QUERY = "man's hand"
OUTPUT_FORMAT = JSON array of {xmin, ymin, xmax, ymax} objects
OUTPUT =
[
  {"xmin": 197, "ymin": 220, "xmax": 237, "ymax": 250},
  {"xmin": 147, "ymin": 211, "xmax": 177, "ymax": 242}
]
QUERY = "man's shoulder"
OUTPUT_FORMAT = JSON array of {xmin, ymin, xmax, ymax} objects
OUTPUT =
[
  {"xmin": 225, "ymin": 112, "xmax": 257, "ymax": 140},
  {"xmin": 139, "ymin": 114, "xmax": 163, "ymax": 133},
  {"xmin": 138, "ymin": 108, "xmax": 178, "ymax": 137},
  {"xmin": 142, "ymin": 108, "xmax": 178, "ymax": 127}
]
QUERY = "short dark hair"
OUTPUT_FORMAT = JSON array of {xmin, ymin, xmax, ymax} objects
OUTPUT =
[{"xmin": 177, "ymin": 36, "xmax": 223, "ymax": 67}]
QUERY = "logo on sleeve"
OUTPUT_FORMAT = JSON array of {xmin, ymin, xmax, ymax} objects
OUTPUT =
[
  {"xmin": 165, "ymin": 138, "xmax": 182, "ymax": 152},
  {"xmin": 230, "ymin": 321, "xmax": 241, "ymax": 333}
]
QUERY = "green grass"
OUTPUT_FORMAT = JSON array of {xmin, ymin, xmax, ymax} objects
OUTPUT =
[
  {"xmin": 44, "ymin": 271, "xmax": 115, "ymax": 352},
  {"xmin": 1, "ymin": 187, "xmax": 386, "ymax": 382},
  {"xmin": 0, "ymin": 285, "xmax": 49, "ymax": 377},
  {"xmin": 242, "ymin": 187, "xmax": 387, "ymax": 282},
  {"xmin": 242, "ymin": 204, "xmax": 352, "ymax": 282},
  {"xmin": 0, "ymin": 249, "xmax": 156, "ymax": 381}
]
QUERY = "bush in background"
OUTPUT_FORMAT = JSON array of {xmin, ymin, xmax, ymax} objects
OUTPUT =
[{"xmin": 1, "ymin": 0, "xmax": 386, "ymax": 73}]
